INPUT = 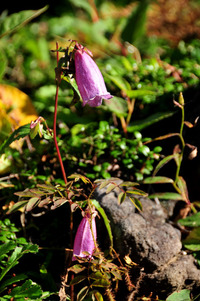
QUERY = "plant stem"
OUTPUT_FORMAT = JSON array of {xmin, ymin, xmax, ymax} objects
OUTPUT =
[
  {"xmin": 53, "ymin": 84, "xmax": 68, "ymax": 185},
  {"xmin": 175, "ymin": 105, "xmax": 185, "ymax": 184},
  {"xmin": 54, "ymin": 42, "xmax": 74, "ymax": 301}
]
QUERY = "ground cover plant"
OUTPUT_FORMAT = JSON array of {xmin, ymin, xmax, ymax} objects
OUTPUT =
[{"xmin": 0, "ymin": 1, "xmax": 200, "ymax": 300}]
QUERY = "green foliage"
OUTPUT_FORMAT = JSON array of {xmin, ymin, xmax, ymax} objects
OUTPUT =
[
  {"xmin": 0, "ymin": 1, "xmax": 200, "ymax": 300},
  {"xmin": 62, "ymin": 120, "xmax": 161, "ymax": 181},
  {"xmin": 68, "ymin": 249, "xmax": 133, "ymax": 301},
  {"xmin": 0, "ymin": 124, "xmax": 31, "ymax": 155},
  {"xmin": 0, "ymin": 219, "xmax": 52, "ymax": 299},
  {"xmin": 0, "ymin": 6, "xmax": 48, "ymax": 38},
  {"xmin": 166, "ymin": 289, "xmax": 191, "ymax": 301}
]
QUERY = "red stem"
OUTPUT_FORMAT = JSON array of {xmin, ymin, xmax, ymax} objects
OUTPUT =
[
  {"xmin": 53, "ymin": 84, "xmax": 68, "ymax": 185},
  {"xmin": 54, "ymin": 42, "xmax": 74, "ymax": 301}
]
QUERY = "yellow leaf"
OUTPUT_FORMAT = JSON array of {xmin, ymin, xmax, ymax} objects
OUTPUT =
[
  {"xmin": 0, "ymin": 84, "xmax": 38, "ymax": 129},
  {"xmin": 0, "ymin": 84, "xmax": 38, "ymax": 153}
]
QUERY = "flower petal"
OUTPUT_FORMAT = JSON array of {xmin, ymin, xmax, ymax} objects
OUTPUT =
[
  {"xmin": 72, "ymin": 210, "xmax": 97, "ymax": 261},
  {"xmin": 75, "ymin": 49, "xmax": 113, "ymax": 107}
]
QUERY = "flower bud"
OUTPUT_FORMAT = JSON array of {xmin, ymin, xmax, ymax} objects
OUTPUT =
[{"xmin": 74, "ymin": 47, "xmax": 113, "ymax": 107}]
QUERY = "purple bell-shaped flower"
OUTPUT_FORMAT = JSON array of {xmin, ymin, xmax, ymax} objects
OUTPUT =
[
  {"xmin": 74, "ymin": 45, "xmax": 113, "ymax": 107},
  {"xmin": 72, "ymin": 208, "xmax": 97, "ymax": 261}
]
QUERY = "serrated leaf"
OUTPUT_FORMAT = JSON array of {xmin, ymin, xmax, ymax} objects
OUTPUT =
[
  {"xmin": 91, "ymin": 199, "xmax": 113, "ymax": 248},
  {"xmin": 178, "ymin": 212, "xmax": 200, "ymax": 227},
  {"xmin": 118, "ymin": 192, "xmax": 126, "ymax": 204},
  {"xmin": 149, "ymin": 192, "xmax": 184, "ymax": 201},
  {"xmin": 143, "ymin": 176, "xmax": 174, "ymax": 184}
]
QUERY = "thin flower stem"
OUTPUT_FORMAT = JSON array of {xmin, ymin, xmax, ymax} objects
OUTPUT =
[
  {"xmin": 175, "ymin": 106, "xmax": 185, "ymax": 184},
  {"xmin": 54, "ymin": 42, "xmax": 74, "ymax": 301},
  {"xmin": 53, "ymin": 84, "xmax": 68, "ymax": 185}
]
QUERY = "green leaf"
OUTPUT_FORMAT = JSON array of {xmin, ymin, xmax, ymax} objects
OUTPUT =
[
  {"xmin": 178, "ymin": 212, "xmax": 200, "ymax": 227},
  {"xmin": 106, "ymin": 74, "xmax": 131, "ymax": 91},
  {"xmin": 129, "ymin": 197, "xmax": 142, "ymax": 211},
  {"xmin": 68, "ymin": 264, "xmax": 86, "ymax": 274},
  {"xmin": 182, "ymin": 227, "xmax": 200, "ymax": 251},
  {"xmin": 77, "ymin": 286, "xmax": 89, "ymax": 301},
  {"xmin": 125, "ymin": 89, "xmax": 156, "ymax": 98},
  {"xmin": 90, "ymin": 290, "xmax": 104, "ymax": 301},
  {"xmin": 7, "ymin": 200, "xmax": 28, "ymax": 214},
  {"xmin": 106, "ymin": 183, "xmax": 117, "ymax": 194},
  {"xmin": 104, "ymin": 97, "xmax": 128, "ymax": 117},
  {"xmin": 26, "ymin": 197, "xmax": 40, "ymax": 212},
  {"xmin": 0, "ymin": 241, "xmax": 16, "ymax": 259},
  {"xmin": 127, "ymin": 112, "xmax": 174, "ymax": 132},
  {"xmin": 126, "ymin": 188, "xmax": 147, "ymax": 196},
  {"xmin": 149, "ymin": 192, "xmax": 184, "ymax": 201},
  {"xmin": 90, "ymin": 271, "xmax": 104, "ymax": 280},
  {"xmin": 0, "ymin": 124, "xmax": 31, "ymax": 155},
  {"xmin": 0, "ymin": 244, "xmax": 38, "ymax": 281},
  {"xmin": 91, "ymin": 199, "xmax": 113, "ymax": 248},
  {"xmin": 70, "ymin": 275, "xmax": 86, "ymax": 285},
  {"xmin": 143, "ymin": 176, "xmax": 174, "ymax": 184},
  {"xmin": 119, "ymin": 181, "xmax": 139, "ymax": 187},
  {"xmin": 92, "ymin": 278, "xmax": 110, "ymax": 288},
  {"xmin": 0, "ymin": 273, "xmax": 27, "ymax": 294},
  {"xmin": 176, "ymin": 176, "xmax": 190, "ymax": 204},
  {"xmin": 0, "ymin": 6, "xmax": 48, "ymax": 38},
  {"xmin": 152, "ymin": 154, "xmax": 179, "ymax": 176},
  {"xmin": 9, "ymin": 279, "xmax": 43, "ymax": 299},
  {"xmin": 118, "ymin": 192, "xmax": 126, "ymax": 204},
  {"xmin": 0, "ymin": 51, "xmax": 7, "ymax": 79},
  {"xmin": 121, "ymin": 0, "xmax": 150, "ymax": 43},
  {"xmin": 166, "ymin": 289, "xmax": 191, "ymax": 301}
]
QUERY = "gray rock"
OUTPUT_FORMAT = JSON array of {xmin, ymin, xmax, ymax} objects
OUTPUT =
[{"xmin": 94, "ymin": 180, "xmax": 200, "ymax": 298}]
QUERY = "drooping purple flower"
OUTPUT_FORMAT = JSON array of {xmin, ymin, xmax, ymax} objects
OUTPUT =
[
  {"xmin": 74, "ymin": 45, "xmax": 113, "ymax": 107},
  {"xmin": 72, "ymin": 208, "xmax": 97, "ymax": 261}
]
